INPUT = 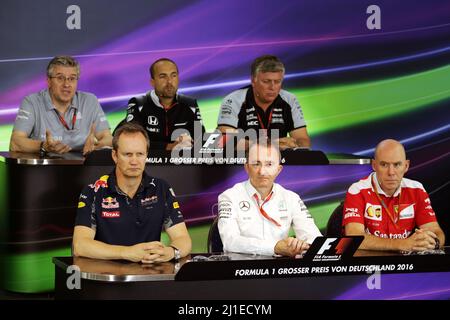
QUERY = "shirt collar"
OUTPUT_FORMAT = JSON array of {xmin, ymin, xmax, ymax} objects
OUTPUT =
[
  {"xmin": 247, "ymin": 86, "xmax": 280, "ymax": 112},
  {"xmin": 244, "ymin": 179, "xmax": 276, "ymax": 201},
  {"xmin": 107, "ymin": 169, "xmax": 150, "ymax": 196},
  {"xmin": 150, "ymin": 89, "xmax": 178, "ymax": 109},
  {"xmin": 43, "ymin": 88, "xmax": 77, "ymax": 112},
  {"xmin": 371, "ymin": 172, "xmax": 401, "ymax": 197}
]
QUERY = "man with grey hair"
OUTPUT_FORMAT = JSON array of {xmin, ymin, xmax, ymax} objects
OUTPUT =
[
  {"xmin": 10, "ymin": 55, "xmax": 112, "ymax": 155},
  {"xmin": 217, "ymin": 55, "xmax": 311, "ymax": 149}
]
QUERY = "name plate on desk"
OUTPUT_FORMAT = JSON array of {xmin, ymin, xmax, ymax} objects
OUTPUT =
[
  {"xmin": 281, "ymin": 149, "xmax": 329, "ymax": 165},
  {"xmin": 175, "ymin": 249, "xmax": 450, "ymax": 281},
  {"xmin": 81, "ymin": 149, "xmax": 332, "ymax": 166}
]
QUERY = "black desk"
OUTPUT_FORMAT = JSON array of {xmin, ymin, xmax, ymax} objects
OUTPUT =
[{"xmin": 53, "ymin": 250, "xmax": 450, "ymax": 300}]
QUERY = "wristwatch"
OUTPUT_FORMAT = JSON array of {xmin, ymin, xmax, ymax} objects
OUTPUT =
[
  {"xmin": 434, "ymin": 238, "xmax": 440, "ymax": 250},
  {"xmin": 170, "ymin": 245, "xmax": 181, "ymax": 261},
  {"xmin": 39, "ymin": 141, "xmax": 47, "ymax": 156}
]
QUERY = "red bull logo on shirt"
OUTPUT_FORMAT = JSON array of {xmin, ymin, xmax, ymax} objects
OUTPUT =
[
  {"xmin": 102, "ymin": 197, "xmax": 119, "ymax": 209},
  {"xmin": 89, "ymin": 175, "xmax": 109, "ymax": 193}
]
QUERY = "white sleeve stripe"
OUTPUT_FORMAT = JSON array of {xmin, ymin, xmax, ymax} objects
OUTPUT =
[{"xmin": 402, "ymin": 178, "xmax": 425, "ymax": 190}]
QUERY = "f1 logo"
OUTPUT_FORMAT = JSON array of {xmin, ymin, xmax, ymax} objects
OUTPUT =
[
  {"xmin": 317, "ymin": 238, "xmax": 337, "ymax": 254},
  {"xmin": 148, "ymin": 116, "xmax": 159, "ymax": 126},
  {"xmin": 203, "ymin": 133, "xmax": 221, "ymax": 148}
]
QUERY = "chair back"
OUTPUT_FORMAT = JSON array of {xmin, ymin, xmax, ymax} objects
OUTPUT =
[
  {"xmin": 326, "ymin": 201, "xmax": 345, "ymax": 237},
  {"xmin": 207, "ymin": 216, "xmax": 223, "ymax": 253}
]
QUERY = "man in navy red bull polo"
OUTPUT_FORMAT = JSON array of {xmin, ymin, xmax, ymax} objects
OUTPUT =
[{"xmin": 73, "ymin": 122, "xmax": 191, "ymax": 263}]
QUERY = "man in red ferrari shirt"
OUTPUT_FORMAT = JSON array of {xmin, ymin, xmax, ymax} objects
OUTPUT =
[{"xmin": 343, "ymin": 139, "xmax": 445, "ymax": 252}]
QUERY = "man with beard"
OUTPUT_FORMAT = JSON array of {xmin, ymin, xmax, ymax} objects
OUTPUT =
[
  {"xmin": 122, "ymin": 58, "xmax": 204, "ymax": 151},
  {"xmin": 10, "ymin": 55, "xmax": 112, "ymax": 155},
  {"xmin": 73, "ymin": 122, "xmax": 192, "ymax": 263}
]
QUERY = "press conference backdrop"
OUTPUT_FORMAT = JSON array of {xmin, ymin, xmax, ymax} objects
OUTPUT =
[{"xmin": 0, "ymin": 0, "xmax": 449, "ymax": 293}]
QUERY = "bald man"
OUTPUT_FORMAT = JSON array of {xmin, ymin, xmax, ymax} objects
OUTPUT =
[{"xmin": 343, "ymin": 139, "xmax": 445, "ymax": 252}]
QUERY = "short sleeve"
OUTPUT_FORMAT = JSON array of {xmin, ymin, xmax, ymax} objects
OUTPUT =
[
  {"xmin": 162, "ymin": 182, "xmax": 185, "ymax": 230},
  {"xmin": 217, "ymin": 90, "xmax": 244, "ymax": 128},
  {"xmin": 74, "ymin": 185, "xmax": 97, "ymax": 230},
  {"xmin": 89, "ymin": 95, "xmax": 110, "ymax": 133},
  {"xmin": 342, "ymin": 187, "xmax": 366, "ymax": 227},
  {"xmin": 13, "ymin": 96, "xmax": 37, "ymax": 136},
  {"xmin": 280, "ymin": 90, "xmax": 306, "ymax": 129}
]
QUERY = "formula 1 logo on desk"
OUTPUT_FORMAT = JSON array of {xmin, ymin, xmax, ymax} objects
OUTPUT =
[{"xmin": 303, "ymin": 236, "xmax": 363, "ymax": 262}]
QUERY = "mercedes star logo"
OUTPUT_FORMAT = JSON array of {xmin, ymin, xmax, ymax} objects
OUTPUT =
[{"xmin": 239, "ymin": 201, "xmax": 250, "ymax": 211}]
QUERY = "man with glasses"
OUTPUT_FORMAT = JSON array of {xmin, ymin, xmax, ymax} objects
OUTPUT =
[
  {"xmin": 217, "ymin": 140, "xmax": 321, "ymax": 257},
  {"xmin": 10, "ymin": 55, "xmax": 112, "ymax": 155}
]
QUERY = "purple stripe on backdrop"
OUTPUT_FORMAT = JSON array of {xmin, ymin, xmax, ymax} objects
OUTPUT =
[
  {"xmin": 1, "ymin": 0, "xmax": 449, "ymax": 110},
  {"xmin": 335, "ymin": 272, "xmax": 450, "ymax": 300}
]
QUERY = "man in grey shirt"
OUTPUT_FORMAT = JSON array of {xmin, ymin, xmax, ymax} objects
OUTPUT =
[{"xmin": 9, "ymin": 56, "xmax": 112, "ymax": 155}]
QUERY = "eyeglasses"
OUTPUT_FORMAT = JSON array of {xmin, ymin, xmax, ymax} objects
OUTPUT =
[{"xmin": 49, "ymin": 75, "xmax": 79, "ymax": 84}]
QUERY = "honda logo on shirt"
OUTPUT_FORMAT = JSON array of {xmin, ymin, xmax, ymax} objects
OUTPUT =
[{"xmin": 148, "ymin": 116, "xmax": 159, "ymax": 126}]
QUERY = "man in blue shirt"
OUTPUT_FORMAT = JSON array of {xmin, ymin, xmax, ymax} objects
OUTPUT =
[
  {"xmin": 10, "ymin": 56, "xmax": 112, "ymax": 155},
  {"xmin": 73, "ymin": 122, "xmax": 191, "ymax": 263}
]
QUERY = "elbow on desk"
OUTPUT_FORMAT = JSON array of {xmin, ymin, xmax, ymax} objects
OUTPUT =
[
  {"xmin": 9, "ymin": 140, "xmax": 20, "ymax": 152},
  {"xmin": 72, "ymin": 240, "xmax": 86, "ymax": 258},
  {"xmin": 72, "ymin": 243, "xmax": 81, "ymax": 258}
]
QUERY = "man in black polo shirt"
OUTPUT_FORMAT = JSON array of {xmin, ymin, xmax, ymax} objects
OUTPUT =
[
  {"xmin": 217, "ymin": 55, "xmax": 311, "ymax": 150},
  {"xmin": 122, "ymin": 58, "xmax": 204, "ymax": 151},
  {"xmin": 73, "ymin": 122, "xmax": 191, "ymax": 263}
]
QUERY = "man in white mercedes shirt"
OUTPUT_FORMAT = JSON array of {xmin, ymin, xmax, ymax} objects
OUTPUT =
[{"xmin": 218, "ymin": 140, "xmax": 321, "ymax": 256}]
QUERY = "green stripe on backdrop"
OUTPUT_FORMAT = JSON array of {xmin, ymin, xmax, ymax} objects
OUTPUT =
[
  {"xmin": 3, "ymin": 247, "xmax": 72, "ymax": 293},
  {"xmin": 2, "ymin": 201, "xmax": 338, "ymax": 293},
  {"xmin": 186, "ymin": 64, "xmax": 450, "ymax": 133},
  {"xmin": 1, "ymin": 226, "xmax": 212, "ymax": 293},
  {"xmin": 1, "ymin": 65, "xmax": 449, "ymax": 150},
  {"xmin": 0, "ymin": 125, "xmax": 13, "ymax": 152},
  {"xmin": 297, "ymin": 64, "xmax": 450, "ymax": 134}
]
